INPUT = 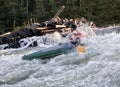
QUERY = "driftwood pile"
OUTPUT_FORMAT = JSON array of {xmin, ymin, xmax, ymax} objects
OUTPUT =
[
  {"xmin": 0, "ymin": 6, "xmax": 72, "ymax": 49},
  {"xmin": 0, "ymin": 19, "xmax": 73, "ymax": 49}
]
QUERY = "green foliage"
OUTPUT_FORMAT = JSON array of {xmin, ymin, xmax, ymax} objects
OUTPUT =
[{"xmin": 0, "ymin": 0, "xmax": 120, "ymax": 32}]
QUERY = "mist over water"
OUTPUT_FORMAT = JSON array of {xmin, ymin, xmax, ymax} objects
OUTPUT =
[{"xmin": 0, "ymin": 28, "xmax": 120, "ymax": 87}]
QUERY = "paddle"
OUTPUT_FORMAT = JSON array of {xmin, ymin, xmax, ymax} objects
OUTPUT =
[{"xmin": 76, "ymin": 45, "xmax": 85, "ymax": 53}]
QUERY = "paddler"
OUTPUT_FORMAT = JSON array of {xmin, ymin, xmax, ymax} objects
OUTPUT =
[{"xmin": 66, "ymin": 24, "xmax": 83, "ymax": 46}]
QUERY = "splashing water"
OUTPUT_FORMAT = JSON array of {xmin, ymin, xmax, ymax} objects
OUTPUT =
[{"xmin": 0, "ymin": 27, "xmax": 120, "ymax": 87}]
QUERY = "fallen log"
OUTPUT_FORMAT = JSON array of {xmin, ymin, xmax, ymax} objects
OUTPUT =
[
  {"xmin": 55, "ymin": 25, "xmax": 66, "ymax": 28},
  {"xmin": 54, "ymin": 5, "xmax": 65, "ymax": 18},
  {"xmin": 0, "ymin": 32, "xmax": 11, "ymax": 37}
]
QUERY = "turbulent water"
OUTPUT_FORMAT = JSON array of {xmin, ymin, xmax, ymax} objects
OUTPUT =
[{"xmin": 0, "ymin": 27, "xmax": 120, "ymax": 87}]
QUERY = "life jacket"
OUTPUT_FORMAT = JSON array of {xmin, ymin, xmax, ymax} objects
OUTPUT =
[{"xmin": 73, "ymin": 30, "xmax": 82, "ymax": 38}]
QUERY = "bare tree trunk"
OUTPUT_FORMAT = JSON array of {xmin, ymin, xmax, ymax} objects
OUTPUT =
[
  {"xmin": 26, "ymin": 0, "xmax": 29, "ymax": 19},
  {"xmin": 80, "ymin": 0, "xmax": 82, "ymax": 8}
]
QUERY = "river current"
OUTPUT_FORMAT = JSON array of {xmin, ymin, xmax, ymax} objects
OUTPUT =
[{"xmin": 0, "ymin": 27, "xmax": 120, "ymax": 87}]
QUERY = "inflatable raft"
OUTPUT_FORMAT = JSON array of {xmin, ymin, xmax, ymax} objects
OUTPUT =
[{"xmin": 22, "ymin": 43, "xmax": 75, "ymax": 60}]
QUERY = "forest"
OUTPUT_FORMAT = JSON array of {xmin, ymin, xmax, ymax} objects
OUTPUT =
[{"xmin": 0, "ymin": 0, "xmax": 120, "ymax": 34}]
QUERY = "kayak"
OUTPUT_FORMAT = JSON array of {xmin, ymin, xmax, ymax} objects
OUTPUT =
[{"xmin": 22, "ymin": 43, "xmax": 75, "ymax": 60}]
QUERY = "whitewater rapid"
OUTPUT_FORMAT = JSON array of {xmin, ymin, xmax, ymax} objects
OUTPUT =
[{"xmin": 0, "ymin": 31, "xmax": 120, "ymax": 87}]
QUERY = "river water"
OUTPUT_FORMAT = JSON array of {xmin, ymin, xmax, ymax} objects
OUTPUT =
[{"xmin": 0, "ymin": 27, "xmax": 120, "ymax": 87}]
